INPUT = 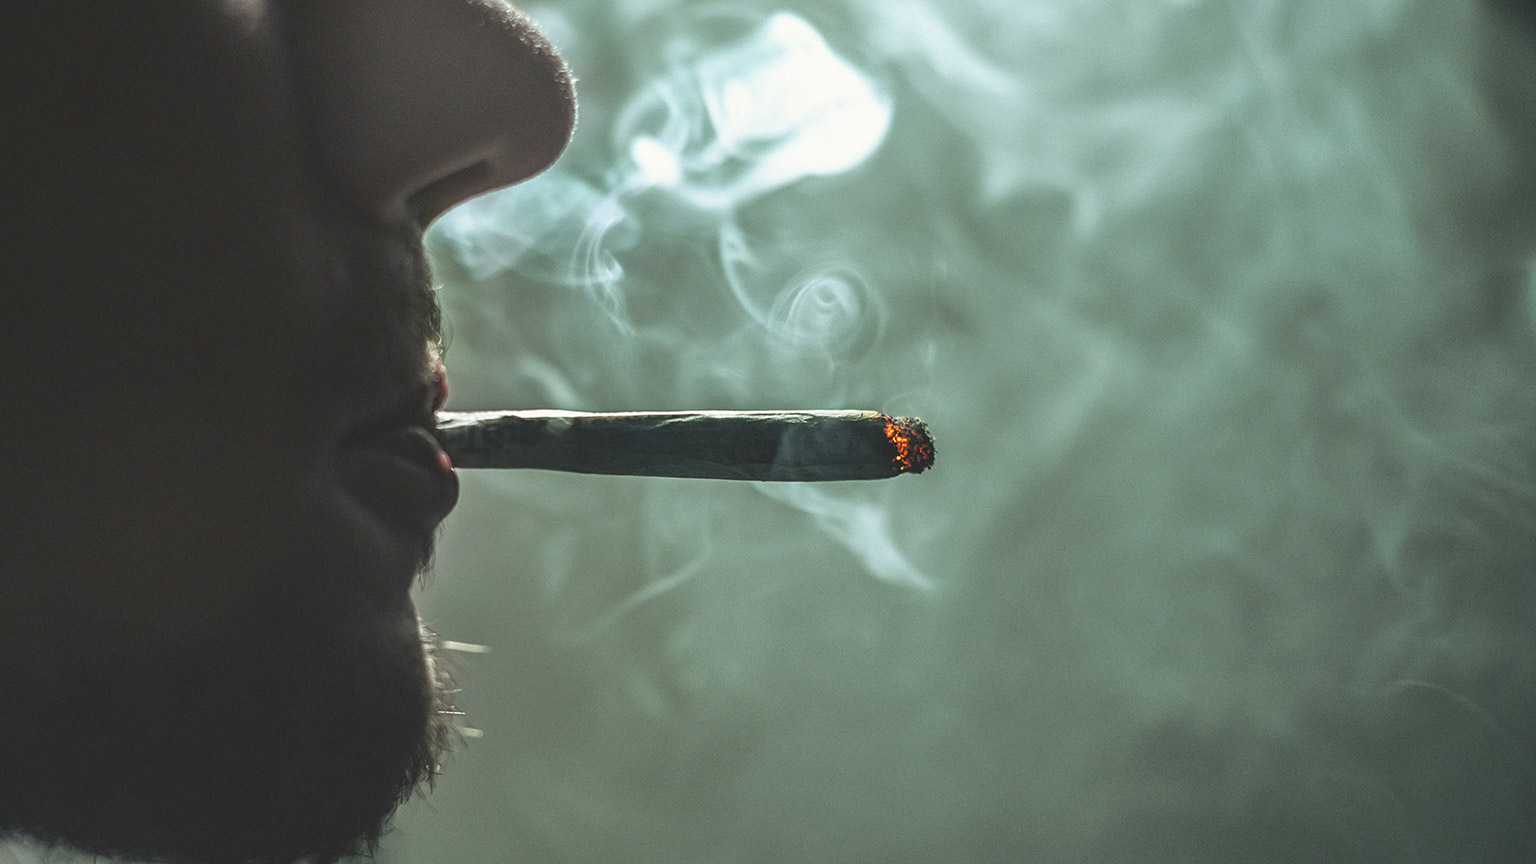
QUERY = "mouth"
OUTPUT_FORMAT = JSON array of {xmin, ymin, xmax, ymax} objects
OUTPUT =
[{"xmin": 337, "ymin": 362, "xmax": 459, "ymax": 545}]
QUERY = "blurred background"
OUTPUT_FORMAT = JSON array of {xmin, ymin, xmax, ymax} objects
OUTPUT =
[{"xmin": 383, "ymin": 0, "xmax": 1536, "ymax": 860}]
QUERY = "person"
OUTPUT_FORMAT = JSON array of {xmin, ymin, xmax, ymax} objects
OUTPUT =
[{"xmin": 0, "ymin": 2, "xmax": 574, "ymax": 863}]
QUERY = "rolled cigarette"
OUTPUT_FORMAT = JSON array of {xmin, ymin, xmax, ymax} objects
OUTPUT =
[{"xmin": 434, "ymin": 410, "xmax": 935, "ymax": 481}]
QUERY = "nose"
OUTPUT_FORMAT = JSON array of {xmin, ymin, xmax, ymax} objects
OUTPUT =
[{"xmin": 284, "ymin": 0, "xmax": 576, "ymax": 226}]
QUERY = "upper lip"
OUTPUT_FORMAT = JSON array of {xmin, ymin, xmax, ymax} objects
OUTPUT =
[{"xmin": 341, "ymin": 375, "xmax": 442, "ymax": 447}]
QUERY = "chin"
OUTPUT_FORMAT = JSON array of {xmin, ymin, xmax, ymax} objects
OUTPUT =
[{"xmin": 0, "ymin": 551, "xmax": 456, "ymax": 864}]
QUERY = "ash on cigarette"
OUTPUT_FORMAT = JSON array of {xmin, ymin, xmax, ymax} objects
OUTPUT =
[{"xmin": 884, "ymin": 416, "xmax": 935, "ymax": 474}]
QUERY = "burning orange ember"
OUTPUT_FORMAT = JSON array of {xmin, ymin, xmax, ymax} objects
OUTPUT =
[{"xmin": 884, "ymin": 416, "xmax": 935, "ymax": 474}]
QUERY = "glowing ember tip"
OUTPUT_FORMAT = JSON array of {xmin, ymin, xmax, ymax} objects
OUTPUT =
[{"xmin": 884, "ymin": 416, "xmax": 935, "ymax": 474}]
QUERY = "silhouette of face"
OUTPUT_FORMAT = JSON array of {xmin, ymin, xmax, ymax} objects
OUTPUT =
[{"xmin": 0, "ymin": 3, "xmax": 573, "ymax": 862}]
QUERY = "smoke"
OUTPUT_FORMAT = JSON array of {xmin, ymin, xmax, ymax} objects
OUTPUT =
[{"xmin": 401, "ymin": 1, "xmax": 1536, "ymax": 862}]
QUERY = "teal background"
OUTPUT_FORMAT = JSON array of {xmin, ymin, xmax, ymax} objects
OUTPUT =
[{"xmin": 383, "ymin": 1, "xmax": 1536, "ymax": 860}]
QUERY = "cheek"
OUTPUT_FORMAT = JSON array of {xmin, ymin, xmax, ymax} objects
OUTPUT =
[{"xmin": 6, "ymin": 425, "xmax": 417, "ymax": 665}]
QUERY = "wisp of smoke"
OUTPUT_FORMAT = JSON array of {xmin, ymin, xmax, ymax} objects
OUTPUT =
[{"xmin": 409, "ymin": 1, "xmax": 1536, "ymax": 862}]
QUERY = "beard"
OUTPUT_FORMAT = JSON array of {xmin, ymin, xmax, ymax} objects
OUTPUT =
[
  {"xmin": 0, "ymin": 178, "xmax": 466, "ymax": 864},
  {"xmin": 0, "ymin": 8, "xmax": 470, "ymax": 858},
  {"xmin": 0, "ymin": 567, "xmax": 457, "ymax": 864}
]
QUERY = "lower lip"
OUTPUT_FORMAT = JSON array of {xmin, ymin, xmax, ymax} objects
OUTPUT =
[{"xmin": 338, "ymin": 426, "xmax": 460, "ymax": 538}]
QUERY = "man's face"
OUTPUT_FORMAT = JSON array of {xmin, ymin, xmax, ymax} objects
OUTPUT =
[{"xmin": 0, "ymin": 2, "xmax": 572, "ymax": 862}]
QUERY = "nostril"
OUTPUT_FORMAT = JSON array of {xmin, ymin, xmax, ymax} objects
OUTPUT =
[
  {"xmin": 285, "ymin": 0, "xmax": 577, "ymax": 227},
  {"xmin": 405, "ymin": 160, "xmax": 495, "ymax": 227}
]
